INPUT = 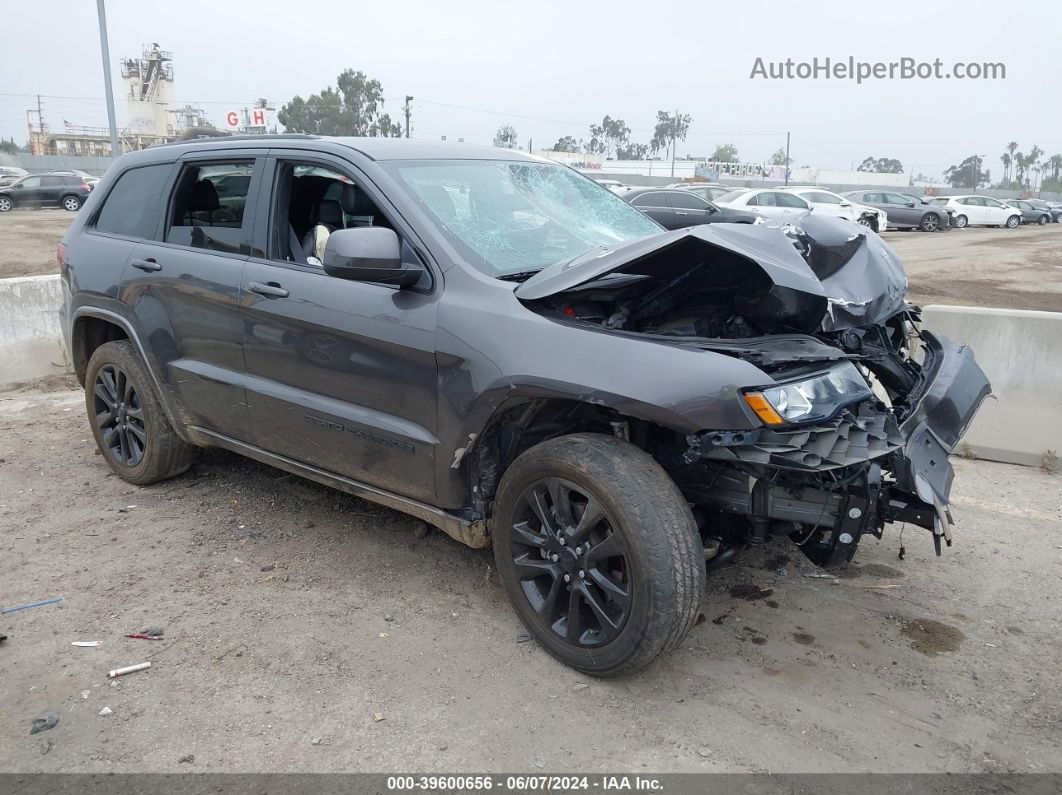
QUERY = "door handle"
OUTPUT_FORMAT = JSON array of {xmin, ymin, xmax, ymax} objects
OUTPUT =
[
  {"xmin": 675, "ymin": 211, "xmax": 689, "ymax": 216},
  {"xmin": 248, "ymin": 281, "xmax": 289, "ymax": 298},
  {"xmin": 131, "ymin": 258, "xmax": 161, "ymax": 272}
]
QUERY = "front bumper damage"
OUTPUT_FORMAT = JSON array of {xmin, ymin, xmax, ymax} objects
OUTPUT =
[{"xmin": 683, "ymin": 332, "xmax": 991, "ymax": 568}]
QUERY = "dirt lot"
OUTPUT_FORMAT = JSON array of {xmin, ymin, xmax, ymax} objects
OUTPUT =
[
  {"xmin": 3, "ymin": 208, "xmax": 1061, "ymax": 310},
  {"xmin": 1, "ymin": 384, "xmax": 1060, "ymax": 773}
]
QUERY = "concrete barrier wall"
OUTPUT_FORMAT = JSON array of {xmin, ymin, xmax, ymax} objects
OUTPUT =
[
  {"xmin": 922, "ymin": 305, "xmax": 1062, "ymax": 467},
  {"xmin": 0, "ymin": 274, "xmax": 71, "ymax": 389},
  {"xmin": 0, "ymin": 278, "xmax": 1057, "ymax": 468}
]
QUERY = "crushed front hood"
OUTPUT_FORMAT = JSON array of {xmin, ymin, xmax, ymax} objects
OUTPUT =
[{"xmin": 516, "ymin": 216, "xmax": 908, "ymax": 333}]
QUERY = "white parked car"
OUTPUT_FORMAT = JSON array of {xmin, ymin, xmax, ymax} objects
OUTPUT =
[
  {"xmin": 714, "ymin": 188, "xmax": 812, "ymax": 224},
  {"xmin": 593, "ymin": 179, "xmax": 630, "ymax": 194},
  {"xmin": 779, "ymin": 186, "xmax": 888, "ymax": 232},
  {"xmin": 929, "ymin": 195, "xmax": 1021, "ymax": 228}
]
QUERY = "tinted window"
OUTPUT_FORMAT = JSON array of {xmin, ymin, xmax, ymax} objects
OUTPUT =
[
  {"xmin": 19, "ymin": 176, "xmax": 40, "ymax": 188},
  {"xmin": 166, "ymin": 162, "xmax": 254, "ymax": 252},
  {"xmin": 42, "ymin": 176, "xmax": 63, "ymax": 187},
  {"xmin": 774, "ymin": 192, "xmax": 808, "ymax": 208},
  {"xmin": 631, "ymin": 192, "xmax": 669, "ymax": 208},
  {"xmin": 669, "ymin": 191, "xmax": 710, "ymax": 210},
  {"xmin": 806, "ymin": 191, "xmax": 842, "ymax": 204},
  {"xmin": 862, "ymin": 193, "xmax": 884, "ymax": 204},
  {"xmin": 746, "ymin": 193, "xmax": 771, "ymax": 206},
  {"xmin": 95, "ymin": 163, "xmax": 173, "ymax": 239}
]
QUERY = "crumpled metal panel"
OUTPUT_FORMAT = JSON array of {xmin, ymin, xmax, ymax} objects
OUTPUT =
[{"xmin": 699, "ymin": 402, "xmax": 902, "ymax": 470}]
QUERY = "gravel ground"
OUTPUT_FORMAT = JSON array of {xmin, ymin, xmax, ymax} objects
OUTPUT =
[{"xmin": 1, "ymin": 384, "xmax": 1060, "ymax": 773}]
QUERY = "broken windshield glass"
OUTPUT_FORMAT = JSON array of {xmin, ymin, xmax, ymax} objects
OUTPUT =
[{"xmin": 384, "ymin": 159, "xmax": 661, "ymax": 277}]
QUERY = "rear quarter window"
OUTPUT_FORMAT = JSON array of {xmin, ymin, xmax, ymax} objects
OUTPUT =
[{"xmin": 95, "ymin": 163, "xmax": 173, "ymax": 239}]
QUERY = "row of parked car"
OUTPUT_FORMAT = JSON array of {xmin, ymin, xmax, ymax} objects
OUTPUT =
[
  {"xmin": 0, "ymin": 166, "xmax": 99, "ymax": 212},
  {"xmin": 596, "ymin": 178, "xmax": 1062, "ymax": 233}
]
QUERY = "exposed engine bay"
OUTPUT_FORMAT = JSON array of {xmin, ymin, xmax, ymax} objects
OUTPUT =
[{"xmin": 515, "ymin": 216, "xmax": 991, "ymax": 569}]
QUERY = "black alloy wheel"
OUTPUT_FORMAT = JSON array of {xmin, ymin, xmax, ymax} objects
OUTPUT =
[
  {"xmin": 509, "ymin": 477, "xmax": 631, "ymax": 646},
  {"xmin": 93, "ymin": 363, "xmax": 147, "ymax": 467}
]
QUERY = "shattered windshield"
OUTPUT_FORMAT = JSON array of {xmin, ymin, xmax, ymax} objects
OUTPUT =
[{"xmin": 384, "ymin": 159, "xmax": 661, "ymax": 278}]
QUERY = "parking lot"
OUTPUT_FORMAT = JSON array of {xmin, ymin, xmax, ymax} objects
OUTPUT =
[
  {"xmin": 3, "ymin": 209, "xmax": 1061, "ymax": 311},
  {"xmin": 1, "ymin": 207, "xmax": 1061, "ymax": 774}
]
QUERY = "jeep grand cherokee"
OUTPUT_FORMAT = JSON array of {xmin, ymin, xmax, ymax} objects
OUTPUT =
[{"xmin": 61, "ymin": 136, "xmax": 990, "ymax": 676}]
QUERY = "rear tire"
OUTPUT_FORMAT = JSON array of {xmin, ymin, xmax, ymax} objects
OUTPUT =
[
  {"xmin": 1037, "ymin": 214, "xmax": 1048, "ymax": 225},
  {"xmin": 492, "ymin": 433, "xmax": 705, "ymax": 677},
  {"xmin": 85, "ymin": 341, "xmax": 194, "ymax": 485},
  {"xmin": 919, "ymin": 213, "xmax": 941, "ymax": 232},
  {"xmin": 0, "ymin": 196, "xmax": 12, "ymax": 212},
  {"xmin": 62, "ymin": 195, "xmax": 81, "ymax": 211}
]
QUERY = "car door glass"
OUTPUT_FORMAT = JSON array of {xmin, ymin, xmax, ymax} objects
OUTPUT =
[
  {"xmin": 632, "ymin": 192, "xmax": 669, "ymax": 209},
  {"xmin": 774, "ymin": 193, "xmax": 807, "ymax": 208},
  {"xmin": 42, "ymin": 176, "xmax": 63, "ymax": 188},
  {"xmin": 808, "ymin": 191, "xmax": 842, "ymax": 204},
  {"xmin": 166, "ymin": 162, "xmax": 254, "ymax": 253},
  {"xmin": 19, "ymin": 176, "xmax": 40, "ymax": 189},
  {"xmin": 95, "ymin": 163, "xmax": 173, "ymax": 239},
  {"xmin": 749, "ymin": 193, "xmax": 773, "ymax": 206},
  {"xmin": 669, "ymin": 192, "xmax": 709, "ymax": 210}
]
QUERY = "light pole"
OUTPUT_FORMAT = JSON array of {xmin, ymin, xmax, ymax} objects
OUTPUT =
[{"xmin": 96, "ymin": 0, "xmax": 120, "ymax": 157}]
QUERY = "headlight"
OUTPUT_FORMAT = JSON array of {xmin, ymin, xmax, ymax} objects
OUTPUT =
[{"xmin": 743, "ymin": 362, "xmax": 872, "ymax": 425}]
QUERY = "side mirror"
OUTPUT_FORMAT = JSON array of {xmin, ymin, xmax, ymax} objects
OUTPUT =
[
  {"xmin": 322, "ymin": 227, "xmax": 422, "ymax": 287},
  {"xmin": 839, "ymin": 201, "xmax": 851, "ymax": 207},
  {"xmin": 905, "ymin": 201, "xmax": 916, "ymax": 207}
]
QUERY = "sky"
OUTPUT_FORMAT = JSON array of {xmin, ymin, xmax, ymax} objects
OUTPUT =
[{"xmin": 2, "ymin": 0, "xmax": 1060, "ymax": 181}]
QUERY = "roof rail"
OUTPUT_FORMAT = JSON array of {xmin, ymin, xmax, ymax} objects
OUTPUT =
[{"xmin": 151, "ymin": 133, "xmax": 319, "ymax": 149}]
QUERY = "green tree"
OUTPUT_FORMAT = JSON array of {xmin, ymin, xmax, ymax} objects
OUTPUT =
[
  {"xmin": 769, "ymin": 147, "xmax": 789, "ymax": 166},
  {"xmin": 278, "ymin": 68, "xmax": 402, "ymax": 136},
  {"xmin": 712, "ymin": 143, "xmax": 739, "ymax": 163},
  {"xmin": 0, "ymin": 139, "xmax": 19, "ymax": 155},
  {"xmin": 648, "ymin": 111, "xmax": 692, "ymax": 159},
  {"xmin": 616, "ymin": 142, "xmax": 648, "ymax": 160},
  {"xmin": 1000, "ymin": 152, "xmax": 1012, "ymax": 187},
  {"xmin": 495, "ymin": 124, "xmax": 519, "ymax": 149},
  {"xmin": 858, "ymin": 156, "xmax": 903, "ymax": 174},
  {"xmin": 551, "ymin": 135, "xmax": 579, "ymax": 153},
  {"xmin": 585, "ymin": 116, "xmax": 631, "ymax": 158},
  {"xmin": 944, "ymin": 155, "xmax": 989, "ymax": 188}
]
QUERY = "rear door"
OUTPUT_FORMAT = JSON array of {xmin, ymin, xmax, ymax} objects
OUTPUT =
[
  {"xmin": 629, "ymin": 191, "xmax": 675, "ymax": 228},
  {"xmin": 119, "ymin": 152, "xmax": 266, "ymax": 440},
  {"xmin": 238, "ymin": 152, "xmax": 441, "ymax": 502},
  {"xmin": 883, "ymin": 192, "xmax": 920, "ymax": 226},
  {"xmin": 40, "ymin": 175, "xmax": 65, "ymax": 207}
]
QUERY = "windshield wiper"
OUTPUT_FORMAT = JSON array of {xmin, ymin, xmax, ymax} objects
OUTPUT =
[{"xmin": 496, "ymin": 270, "xmax": 542, "ymax": 282}]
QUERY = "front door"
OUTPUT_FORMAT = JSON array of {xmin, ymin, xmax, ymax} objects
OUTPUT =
[
  {"xmin": 119, "ymin": 154, "xmax": 264, "ymax": 441},
  {"xmin": 630, "ymin": 191, "xmax": 675, "ymax": 228},
  {"xmin": 240, "ymin": 155, "xmax": 440, "ymax": 503}
]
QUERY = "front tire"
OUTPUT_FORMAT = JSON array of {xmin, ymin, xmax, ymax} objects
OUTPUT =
[
  {"xmin": 953, "ymin": 214, "xmax": 969, "ymax": 228},
  {"xmin": 492, "ymin": 433, "xmax": 705, "ymax": 677},
  {"xmin": 62, "ymin": 195, "xmax": 81, "ymax": 211},
  {"xmin": 1038, "ymin": 214, "xmax": 1048, "ymax": 225},
  {"xmin": 85, "ymin": 341, "xmax": 194, "ymax": 485},
  {"xmin": 1006, "ymin": 215, "xmax": 1020, "ymax": 228},
  {"xmin": 0, "ymin": 196, "xmax": 12, "ymax": 212}
]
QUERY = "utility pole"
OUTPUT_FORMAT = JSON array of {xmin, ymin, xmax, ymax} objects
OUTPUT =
[
  {"xmin": 403, "ymin": 95, "xmax": 413, "ymax": 138},
  {"xmin": 670, "ymin": 109, "xmax": 677, "ymax": 179},
  {"xmin": 784, "ymin": 131, "xmax": 791, "ymax": 186},
  {"xmin": 95, "ymin": 0, "xmax": 120, "ymax": 157}
]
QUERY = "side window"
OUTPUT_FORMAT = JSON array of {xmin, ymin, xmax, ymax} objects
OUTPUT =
[
  {"xmin": 42, "ymin": 176, "xmax": 63, "ymax": 187},
  {"xmin": 20, "ymin": 176, "xmax": 41, "ymax": 188},
  {"xmin": 808, "ymin": 191, "xmax": 842, "ymax": 204},
  {"xmin": 863, "ymin": 193, "xmax": 883, "ymax": 204},
  {"xmin": 886, "ymin": 193, "xmax": 910, "ymax": 204},
  {"xmin": 166, "ymin": 162, "xmax": 254, "ymax": 253},
  {"xmin": 632, "ymin": 192, "xmax": 669, "ymax": 208},
  {"xmin": 746, "ymin": 193, "xmax": 769, "ymax": 206},
  {"xmin": 775, "ymin": 192, "xmax": 808, "ymax": 208},
  {"xmin": 95, "ymin": 163, "xmax": 173, "ymax": 239},
  {"xmin": 271, "ymin": 161, "xmax": 392, "ymax": 267},
  {"xmin": 983, "ymin": 198, "xmax": 1003, "ymax": 208},
  {"xmin": 669, "ymin": 191, "xmax": 709, "ymax": 210}
]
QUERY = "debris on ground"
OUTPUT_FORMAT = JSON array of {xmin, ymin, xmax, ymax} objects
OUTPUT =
[
  {"xmin": 572, "ymin": 683, "xmax": 589, "ymax": 691},
  {"xmin": 310, "ymin": 737, "xmax": 322, "ymax": 746},
  {"xmin": 98, "ymin": 706, "xmax": 112, "ymax": 716},
  {"xmin": 177, "ymin": 754, "xmax": 195, "ymax": 764},
  {"xmin": 108, "ymin": 661, "xmax": 151, "ymax": 678},
  {"xmin": 125, "ymin": 633, "xmax": 163, "ymax": 641},
  {"xmin": 0, "ymin": 634, "xmax": 7, "ymax": 644},
  {"xmin": 2, "ymin": 597, "xmax": 62, "ymax": 614},
  {"xmin": 29, "ymin": 712, "xmax": 59, "ymax": 735},
  {"xmin": 372, "ymin": 712, "xmax": 385, "ymax": 722},
  {"xmin": 141, "ymin": 627, "xmax": 164, "ymax": 637},
  {"xmin": 72, "ymin": 641, "xmax": 102, "ymax": 647},
  {"xmin": 515, "ymin": 633, "xmax": 532, "ymax": 643},
  {"xmin": 260, "ymin": 563, "xmax": 276, "ymax": 572},
  {"xmin": 729, "ymin": 583, "xmax": 774, "ymax": 601}
]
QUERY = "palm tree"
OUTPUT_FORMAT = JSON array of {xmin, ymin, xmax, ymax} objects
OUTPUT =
[
  {"xmin": 1001, "ymin": 152, "xmax": 1012, "ymax": 187},
  {"xmin": 1049, "ymin": 154, "xmax": 1062, "ymax": 183}
]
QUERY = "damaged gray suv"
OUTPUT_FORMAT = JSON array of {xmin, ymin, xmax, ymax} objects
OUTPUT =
[{"xmin": 61, "ymin": 137, "xmax": 990, "ymax": 676}]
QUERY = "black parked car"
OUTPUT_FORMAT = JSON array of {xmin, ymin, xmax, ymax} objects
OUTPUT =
[
  {"xmin": 61, "ymin": 136, "xmax": 989, "ymax": 676},
  {"xmin": 1024, "ymin": 199, "xmax": 1062, "ymax": 223},
  {"xmin": 842, "ymin": 190, "xmax": 951, "ymax": 231},
  {"xmin": 623, "ymin": 187, "xmax": 762, "ymax": 229},
  {"xmin": 0, "ymin": 172, "xmax": 93, "ymax": 212}
]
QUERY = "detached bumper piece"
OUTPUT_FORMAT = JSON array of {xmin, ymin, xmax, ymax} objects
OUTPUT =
[{"xmin": 686, "ymin": 333, "xmax": 991, "ymax": 568}]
